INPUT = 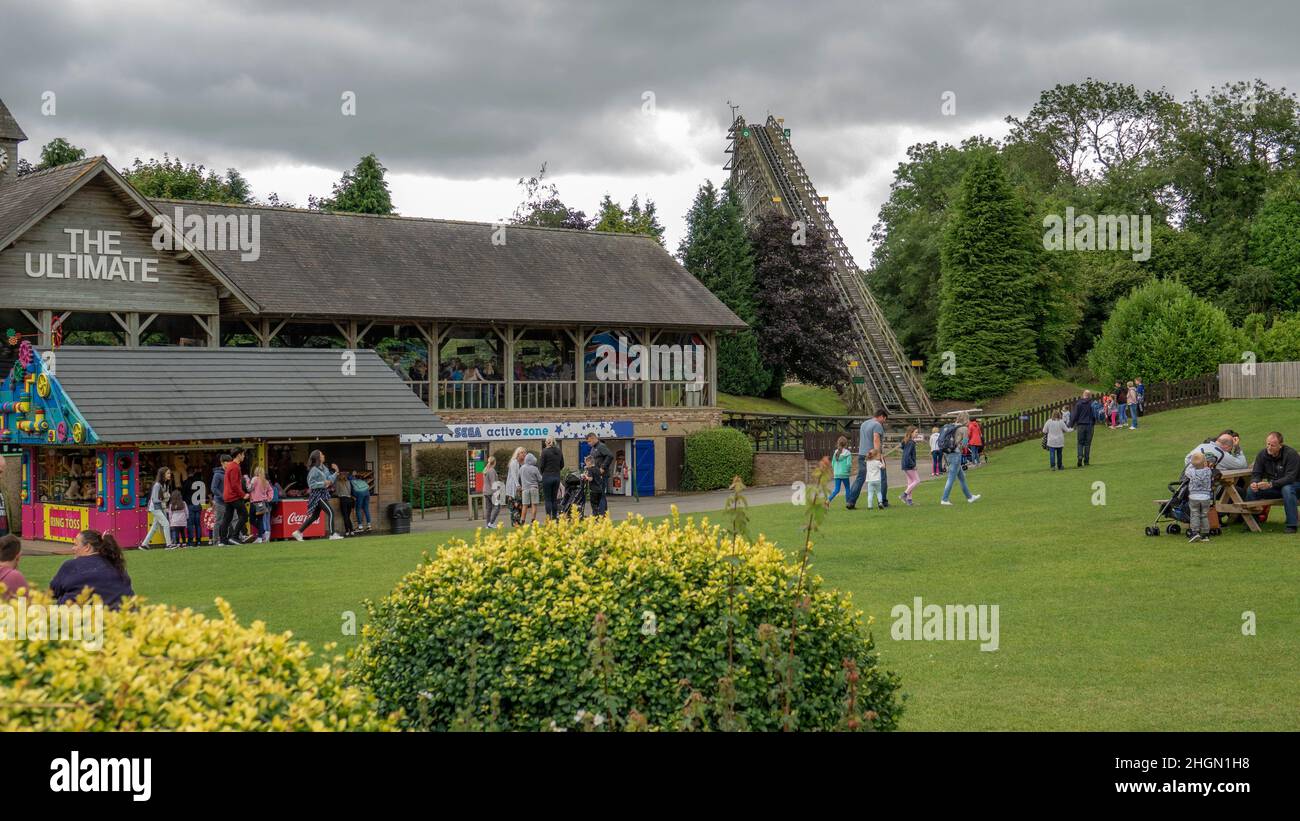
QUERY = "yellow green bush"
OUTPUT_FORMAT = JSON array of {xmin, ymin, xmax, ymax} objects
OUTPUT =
[
  {"xmin": 0, "ymin": 592, "xmax": 396, "ymax": 731},
  {"xmin": 352, "ymin": 511, "xmax": 902, "ymax": 731}
]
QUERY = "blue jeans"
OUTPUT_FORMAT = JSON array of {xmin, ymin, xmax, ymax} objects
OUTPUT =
[
  {"xmin": 1248, "ymin": 482, "xmax": 1300, "ymax": 528},
  {"xmin": 1117, "ymin": 403, "xmax": 1127, "ymax": 424},
  {"xmin": 848, "ymin": 455, "xmax": 867, "ymax": 505},
  {"xmin": 968, "ymin": 445, "xmax": 981, "ymax": 464},
  {"xmin": 186, "ymin": 503, "xmax": 202, "ymax": 544},
  {"xmin": 942, "ymin": 452, "xmax": 973, "ymax": 502},
  {"xmin": 828, "ymin": 477, "xmax": 851, "ymax": 502},
  {"xmin": 1048, "ymin": 446, "xmax": 1063, "ymax": 469},
  {"xmin": 1127, "ymin": 404, "xmax": 1138, "ymax": 428},
  {"xmin": 354, "ymin": 492, "xmax": 372, "ymax": 525}
]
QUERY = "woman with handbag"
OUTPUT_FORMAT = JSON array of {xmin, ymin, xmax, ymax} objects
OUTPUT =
[{"xmin": 249, "ymin": 466, "xmax": 274, "ymax": 543}]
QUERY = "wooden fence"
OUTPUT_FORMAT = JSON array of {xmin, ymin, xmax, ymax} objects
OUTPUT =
[
  {"xmin": 1219, "ymin": 361, "xmax": 1300, "ymax": 399},
  {"xmin": 979, "ymin": 374, "xmax": 1220, "ymax": 450},
  {"xmin": 724, "ymin": 374, "xmax": 1219, "ymax": 454}
]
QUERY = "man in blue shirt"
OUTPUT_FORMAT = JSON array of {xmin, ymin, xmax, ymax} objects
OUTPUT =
[{"xmin": 847, "ymin": 409, "xmax": 888, "ymax": 510}]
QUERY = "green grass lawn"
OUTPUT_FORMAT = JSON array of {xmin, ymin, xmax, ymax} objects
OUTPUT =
[
  {"xmin": 18, "ymin": 400, "xmax": 1299, "ymax": 730},
  {"xmin": 720, "ymin": 383, "xmax": 849, "ymax": 415}
]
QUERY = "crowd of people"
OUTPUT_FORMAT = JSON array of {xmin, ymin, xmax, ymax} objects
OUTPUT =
[
  {"xmin": 833, "ymin": 409, "xmax": 984, "ymax": 511},
  {"xmin": 483, "ymin": 432, "xmax": 615, "ymax": 528},
  {"xmin": 135, "ymin": 447, "xmax": 373, "ymax": 549}
]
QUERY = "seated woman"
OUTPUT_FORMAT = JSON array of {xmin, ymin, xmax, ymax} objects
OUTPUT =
[{"xmin": 48, "ymin": 529, "xmax": 135, "ymax": 610}]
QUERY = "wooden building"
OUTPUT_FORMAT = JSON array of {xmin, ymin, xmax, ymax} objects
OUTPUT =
[{"xmin": 0, "ymin": 96, "xmax": 744, "ymax": 501}]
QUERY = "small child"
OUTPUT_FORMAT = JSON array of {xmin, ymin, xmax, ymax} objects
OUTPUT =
[
  {"xmin": 167, "ymin": 489, "xmax": 188, "ymax": 549},
  {"xmin": 519, "ymin": 453, "xmax": 542, "ymax": 524},
  {"xmin": 828, "ymin": 436, "xmax": 852, "ymax": 505},
  {"xmin": 864, "ymin": 448, "xmax": 885, "ymax": 510},
  {"xmin": 928, "ymin": 426, "xmax": 942, "ymax": 476},
  {"xmin": 1184, "ymin": 451, "xmax": 1215, "ymax": 543}
]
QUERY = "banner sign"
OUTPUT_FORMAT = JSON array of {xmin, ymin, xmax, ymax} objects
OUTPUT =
[
  {"xmin": 402, "ymin": 420, "xmax": 634, "ymax": 444},
  {"xmin": 42, "ymin": 503, "xmax": 89, "ymax": 542}
]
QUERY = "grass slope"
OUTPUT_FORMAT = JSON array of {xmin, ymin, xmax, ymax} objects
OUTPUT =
[
  {"xmin": 719, "ymin": 383, "xmax": 849, "ymax": 416},
  {"xmin": 18, "ymin": 400, "xmax": 1299, "ymax": 730}
]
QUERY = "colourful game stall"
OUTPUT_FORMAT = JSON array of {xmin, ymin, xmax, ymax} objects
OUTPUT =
[
  {"xmin": 1, "ymin": 341, "xmax": 438, "ymax": 545},
  {"xmin": 0, "ymin": 340, "xmax": 144, "ymax": 543}
]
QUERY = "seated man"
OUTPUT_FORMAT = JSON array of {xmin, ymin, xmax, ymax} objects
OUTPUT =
[
  {"xmin": 1185, "ymin": 433, "xmax": 1248, "ymax": 471},
  {"xmin": 1247, "ymin": 431, "xmax": 1300, "ymax": 534}
]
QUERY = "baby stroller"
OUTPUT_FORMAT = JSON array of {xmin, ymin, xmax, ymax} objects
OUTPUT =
[{"xmin": 555, "ymin": 471, "xmax": 588, "ymax": 519}]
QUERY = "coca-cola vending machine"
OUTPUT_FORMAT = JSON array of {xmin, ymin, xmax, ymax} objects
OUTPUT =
[{"xmin": 269, "ymin": 499, "xmax": 326, "ymax": 540}]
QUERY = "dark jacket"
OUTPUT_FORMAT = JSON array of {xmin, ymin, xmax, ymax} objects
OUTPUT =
[
  {"xmin": 588, "ymin": 442, "xmax": 614, "ymax": 493},
  {"xmin": 49, "ymin": 554, "xmax": 134, "ymax": 610},
  {"xmin": 1252, "ymin": 445, "xmax": 1300, "ymax": 487},
  {"xmin": 900, "ymin": 439, "xmax": 917, "ymax": 471},
  {"xmin": 540, "ymin": 445, "xmax": 565, "ymax": 477},
  {"xmin": 1071, "ymin": 397, "xmax": 1096, "ymax": 425},
  {"xmin": 210, "ymin": 466, "xmax": 226, "ymax": 505}
]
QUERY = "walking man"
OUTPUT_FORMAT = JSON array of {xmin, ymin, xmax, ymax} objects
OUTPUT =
[
  {"xmin": 847, "ymin": 409, "xmax": 888, "ymax": 510},
  {"xmin": 220, "ymin": 447, "xmax": 251, "ymax": 545},
  {"xmin": 1071, "ymin": 390, "xmax": 1096, "ymax": 467},
  {"xmin": 585, "ymin": 433, "xmax": 614, "ymax": 517}
]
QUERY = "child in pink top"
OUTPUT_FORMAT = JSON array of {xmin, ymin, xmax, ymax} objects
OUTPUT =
[{"xmin": 250, "ymin": 467, "xmax": 275, "ymax": 543}]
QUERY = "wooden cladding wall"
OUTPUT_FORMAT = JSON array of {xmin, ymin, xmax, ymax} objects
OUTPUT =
[
  {"xmin": 1219, "ymin": 361, "xmax": 1300, "ymax": 399},
  {"xmin": 0, "ymin": 175, "xmax": 223, "ymax": 315}
]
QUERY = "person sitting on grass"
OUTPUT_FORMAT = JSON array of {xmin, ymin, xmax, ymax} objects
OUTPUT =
[
  {"xmin": 1184, "ymin": 451, "xmax": 1216, "ymax": 543},
  {"xmin": 1247, "ymin": 432, "xmax": 1300, "ymax": 534},
  {"xmin": 0, "ymin": 534, "xmax": 28, "ymax": 599},
  {"xmin": 827, "ymin": 435, "xmax": 853, "ymax": 506},
  {"xmin": 49, "ymin": 529, "xmax": 134, "ymax": 610}
]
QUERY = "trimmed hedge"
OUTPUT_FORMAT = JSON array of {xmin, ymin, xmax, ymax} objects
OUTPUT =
[
  {"xmin": 682, "ymin": 427, "xmax": 754, "ymax": 490},
  {"xmin": 0, "ymin": 592, "xmax": 396, "ymax": 731},
  {"xmin": 351, "ymin": 512, "xmax": 902, "ymax": 731}
]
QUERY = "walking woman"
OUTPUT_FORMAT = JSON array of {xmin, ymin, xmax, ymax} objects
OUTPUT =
[
  {"xmin": 291, "ymin": 450, "xmax": 343, "ymax": 542},
  {"xmin": 539, "ymin": 436, "xmax": 565, "ymax": 520},
  {"xmin": 50, "ymin": 529, "xmax": 134, "ymax": 609},
  {"xmin": 482, "ymin": 456, "xmax": 502, "ymax": 529},
  {"xmin": 249, "ymin": 466, "xmax": 274, "ymax": 543},
  {"xmin": 139, "ymin": 467, "xmax": 175, "ymax": 549},
  {"xmin": 940, "ymin": 412, "xmax": 981, "ymax": 506}
]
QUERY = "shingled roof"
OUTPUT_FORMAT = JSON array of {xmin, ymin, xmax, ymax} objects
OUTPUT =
[
  {"xmin": 0, "ymin": 98, "xmax": 26, "ymax": 141},
  {"xmin": 151, "ymin": 200, "xmax": 748, "ymax": 330},
  {"xmin": 0, "ymin": 156, "xmax": 101, "ymax": 248},
  {"xmin": 47, "ymin": 346, "xmax": 449, "ymax": 442}
]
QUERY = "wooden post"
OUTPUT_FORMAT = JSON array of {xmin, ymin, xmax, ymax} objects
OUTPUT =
[
  {"xmin": 504, "ymin": 325, "xmax": 516, "ymax": 410},
  {"xmin": 575, "ymin": 326, "xmax": 586, "ymax": 409}
]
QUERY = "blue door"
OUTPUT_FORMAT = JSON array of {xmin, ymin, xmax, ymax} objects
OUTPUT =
[{"xmin": 634, "ymin": 439, "xmax": 655, "ymax": 496}]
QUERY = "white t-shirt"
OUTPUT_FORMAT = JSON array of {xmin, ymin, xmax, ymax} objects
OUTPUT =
[
  {"xmin": 865, "ymin": 459, "xmax": 884, "ymax": 482},
  {"xmin": 928, "ymin": 432, "xmax": 940, "ymax": 452}
]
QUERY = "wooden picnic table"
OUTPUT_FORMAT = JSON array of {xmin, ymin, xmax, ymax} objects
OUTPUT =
[{"xmin": 1215, "ymin": 466, "xmax": 1271, "ymax": 532}]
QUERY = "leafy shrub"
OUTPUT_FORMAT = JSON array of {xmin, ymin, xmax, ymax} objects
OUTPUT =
[
  {"xmin": 682, "ymin": 427, "xmax": 753, "ymax": 490},
  {"xmin": 1087, "ymin": 279, "xmax": 1243, "ymax": 384},
  {"xmin": 0, "ymin": 592, "xmax": 395, "ymax": 731},
  {"xmin": 413, "ymin": 446, "xmax": 469, "ymax": 505},
  {"xmin": 1258, "ymin": 313, "xmax": 1300, "ymax": 362},
  {"xmin": 351, "ymin": 512, "xmax": 902, "ymax": 731}
]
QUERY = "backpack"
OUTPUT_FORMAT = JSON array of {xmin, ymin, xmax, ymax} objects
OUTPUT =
[{"xmin": 938, "ymin": 423, "xmax": 959, "ymax": 454}]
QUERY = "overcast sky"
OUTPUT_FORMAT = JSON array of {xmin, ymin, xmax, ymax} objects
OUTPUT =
[{"xmin": 3, "ymin": 0, "xmax": 1297, "ymax": 262}]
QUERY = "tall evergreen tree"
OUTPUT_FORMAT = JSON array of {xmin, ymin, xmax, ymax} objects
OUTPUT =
[
  {"xmin": 678, "ymin": 181, "xmax": 770, "ymax": 395},
  {"xmin": 749, "ymin": 209, "xmax": 847, "ymax": 396},
  {"xmin": 932, "ymin": 153, "xmax": 1041, "ymax": 399},
  {"xmin": 311, "ymin": 153, "xmax": 395, "ymax": 215}
]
